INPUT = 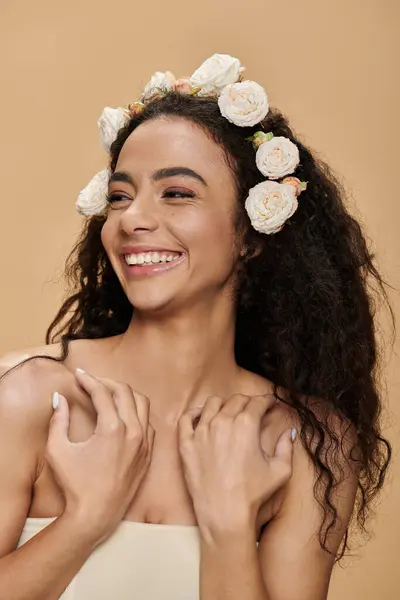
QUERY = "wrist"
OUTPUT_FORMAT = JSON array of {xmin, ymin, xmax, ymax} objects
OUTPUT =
[
  {"xmin": 197, "ymin": 508, "xmax": 257, "ymax": 547},
  {"xmin": 60, "ymin": 506, "xmax": 114, "ymax": 549}
]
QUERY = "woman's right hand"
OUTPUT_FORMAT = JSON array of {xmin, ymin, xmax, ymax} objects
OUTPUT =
[{"xmin": 45, "ymin": 370, "xmax": 155, "ymax": 547}]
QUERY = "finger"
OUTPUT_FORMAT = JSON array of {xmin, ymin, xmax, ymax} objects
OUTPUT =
[
  {"xmin": 274, "ymin": 428, "xmax": 297, "ymax": 465},
  {"xmin": 75, "ymin": 369, "xmax": 121, "ymax": 433},
  {"xmin": 97, "ymin": 377, "xmax": 139, "ymax": 430},
  {"xmin": 47, "ymin": 393, "xmax": 70, "ymax": 452},
  {"xmin": 261, "ymin": 428, "xmax": 295, "ymax": 497},
  {"xmin": 219, "ymin": 394, "xmax": 251, "ymax": 418},
  {"xmin": 243, "ymin": 394, "xmax": 276, "ymax": 421},
  {"xmin": 178, "ymin": 407, "xmax": 201, "ymax": 440},
  {"xmin": 147, "ymin": 422, "xmax": 155, "ymax": 452},
  {"xmin": 132, "ymin": 391, "xmax": 151, "ymax": 435},
  {"xmin": 197, "ymin": 396, "xmax": 223, "ymax": 426}
]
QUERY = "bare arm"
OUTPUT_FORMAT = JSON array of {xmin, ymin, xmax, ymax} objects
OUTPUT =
[
  {"xmin": 0, "ymin": 358, "xmax": 154, "ymax": 599},
  {"xmin": 198, "ymin": 425, "xmax": 358, "ymax": 600},
  {"xmin": 0, "ymin": 360, "xmax": 97, "ymax": 599},
  {"xmin": 256, "ymin": 427, "xmax": 358, "ymax": 600},
  {"xmin": 0, "ymin": 516, "xmax": 97, "ymax": 600}
]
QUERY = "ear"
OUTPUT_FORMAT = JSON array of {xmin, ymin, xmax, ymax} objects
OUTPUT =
[{"xmin": 240, "ymin": 242, "xmax": 262, "ymax": 261}]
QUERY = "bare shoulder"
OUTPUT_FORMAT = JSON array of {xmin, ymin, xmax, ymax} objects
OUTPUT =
[
  {"xmin": 0, "ymin": 354, "xmax": 83, "ymax": 514},
  {"xmin": 0, "ymin": 336, "xmax": 114, "ymax": 380},
  {"xmin": 238, "ymin": 369, "xmax": 297, "ymax": 438},
  {"xmin": 0, "ymin": 348, "xmax": 83, "ymax": 427},
  {"xmin": 243, "ymin": 368, "xmax": 357, "ymax": 437},
  {"xmin": 0, "ymin": 342, "xmax": 62, "ymax": 377},
  {"xmin": 0, "ymin": 349, "xmax": 88, "ymax": 555},
  {"xmin": 0, "ymin": 343, "xmax": 65, "ymax": 424},
  {"xmin": 242, "ymin": 369, "xmax": 358, "ymax": 476},
  {"xmin": 0, "ymin": 338, "xmax": 113, "ymax": 434}
]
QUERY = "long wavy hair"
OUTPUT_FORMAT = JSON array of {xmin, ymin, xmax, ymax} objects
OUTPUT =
[{"xmin": 44, "ymin": 92, "xmax": 393, "ymax": 558}]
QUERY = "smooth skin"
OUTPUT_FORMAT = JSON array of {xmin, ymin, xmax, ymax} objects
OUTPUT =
[{"xmin": 0, "ymin": 116, "xmax": 358, "ymax": 599}]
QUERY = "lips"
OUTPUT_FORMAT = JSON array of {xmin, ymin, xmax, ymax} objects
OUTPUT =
[{"xmin": 120, "ymin": 250, "xmax": 186, "ymax": 278}]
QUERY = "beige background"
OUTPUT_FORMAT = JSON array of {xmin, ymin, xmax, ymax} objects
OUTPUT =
[{"xmin": 1, "ymin": 0, "xmax": 399, "ymax": 597}]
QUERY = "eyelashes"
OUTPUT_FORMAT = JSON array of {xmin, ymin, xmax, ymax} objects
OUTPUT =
[
  {"xmin": 106, "ymin": 193, "xmax": 130, "ymax": 204},
  {"xmin": 162, "ymin": 190, "xmax": 195, "ymax": 199},
  {"xmin": 106, "ymin": 189, "xmax": 196, "ymax": 205}
]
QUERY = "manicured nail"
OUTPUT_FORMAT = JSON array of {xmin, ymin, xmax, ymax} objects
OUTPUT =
[
  {"xmin": 76, "ymin": 368, "xmax": 85, "ymax": 374},
  {"xmin": 52, "ymin": 392, "xmax": 59, "ymax": 410},
  {"xmin": 291, "ymin": 428, "xmax": 297, "ymax": 442}
]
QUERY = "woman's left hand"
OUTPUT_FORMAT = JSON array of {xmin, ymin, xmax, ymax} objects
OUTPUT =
[{"xmin": 177, "ymin": 394, "xmax": 296, "ymax": 539}]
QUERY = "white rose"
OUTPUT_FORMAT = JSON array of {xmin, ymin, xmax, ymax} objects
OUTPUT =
[
  {"xmin": 256, "ymin": 136, "xmax": 300, "ymax": 179},
  {"xmin": 218, "ymin": 81, "xmax": 269, "ymax": 127},
  {"xmin": 190, "ymin": 54, "xmax": 242, "ymax": 94},
  {"xmin": 142, "ymin": 71, "xmax": 176, "ymax": 100},
  {"xmin": 244, "ymin": 180, "xmax": 298, "ymax": 235},
  {"xmin": 98, "ymin": 107, "xmax": 130, "ymax": 152},
  {"xmin": 75, "ymin": 169, "xmax": 110, "ymax": 216}
]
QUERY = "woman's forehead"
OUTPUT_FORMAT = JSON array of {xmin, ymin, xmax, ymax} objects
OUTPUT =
[{"xmin": 117, "ymin": 117, "xmax": 228, "ymax": 173}]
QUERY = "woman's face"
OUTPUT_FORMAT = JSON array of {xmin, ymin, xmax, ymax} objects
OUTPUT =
[{"xmin": 101, "ymin": 116, "xmax": 241, "ymax": 314}]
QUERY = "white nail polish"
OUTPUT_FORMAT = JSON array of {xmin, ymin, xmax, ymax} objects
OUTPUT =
[
  {"xmin": 52, "ymin": 392, "xmax": 59, "ymax": 410},
  {"xmin": 291, "ymin": 428, "xmax": 297, "ymax": 442},
  {"xmin": 76, "ymin": 368, "xmax": 85, "ymax": 374}
]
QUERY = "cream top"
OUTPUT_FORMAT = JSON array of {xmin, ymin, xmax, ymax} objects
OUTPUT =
[{"xmin": 18, "ymin": 517, "xmax": 201, "ymax": 599}]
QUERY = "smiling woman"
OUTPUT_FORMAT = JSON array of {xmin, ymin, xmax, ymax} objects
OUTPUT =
[
  {"xmin": 99, "ymin": 116, "xmax": 241, "ymax": 314},
  {"xmin": 0, "ymin": 54, "xmax": 393, "ymax": 600}
]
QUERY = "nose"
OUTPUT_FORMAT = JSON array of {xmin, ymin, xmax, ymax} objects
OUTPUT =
[{"xmin": 118, "ymin": 193, "xmax": 159, "ymax": 235}]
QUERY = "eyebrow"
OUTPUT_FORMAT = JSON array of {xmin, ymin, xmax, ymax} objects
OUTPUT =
[{"xmin": 109, "ymin": 167, "xmax": 207, "ymax": 187}]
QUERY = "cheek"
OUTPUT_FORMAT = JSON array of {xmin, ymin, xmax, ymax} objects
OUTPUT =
[
  {"xmin": 178, "ymin": 207, "xmax": 238, "ymax": 258},
  {"xmin": 100, "ymin": 214, "xmax": 118, "ymax": 256}
]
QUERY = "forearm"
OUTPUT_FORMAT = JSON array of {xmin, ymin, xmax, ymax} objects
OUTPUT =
[
  {"xmin": 199, "ymin": 527, "xmax": 269, "ymax": 600},
  {"xmin": 0, "ymin": 513, "xmax": 96, "ymax": 600}
]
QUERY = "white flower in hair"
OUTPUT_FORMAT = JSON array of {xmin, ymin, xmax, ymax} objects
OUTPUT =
[
  {"xmin": 142, "ymin": 71, "xmax": 176, "ymax": 100},
  {"xmin": 98, "ymin": 107, "xmax": 130, "ymax": 152},
  {"xmin": 218, "ymin": 81, "xmax": 269, "ymax": 127},
  {"xmin": 245, "ymin": 180, "xmax": 298, "ymax": 235},
  {"xmin": 190, "ymin": 53, "xmax": 242, "ymax": 95},
  {"xmin": 256, "ymin": 135, "xmax": 300, "ymax": 179},
  {"xmin": 75, "ymin": 168, "xmax": 110, "ymax": 216}
]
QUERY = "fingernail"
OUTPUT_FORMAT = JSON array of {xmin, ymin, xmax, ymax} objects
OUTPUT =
[
  {"xmin": 52, "ymin": 392, "xmax": 59, "ymax": 410},
  {"xmin": 291, "ymin": 428, "xmax": 297, "ymax": 442},
  {"xmin": 76, "ymin": 368, "xmax": 85, "ymax": 374}
]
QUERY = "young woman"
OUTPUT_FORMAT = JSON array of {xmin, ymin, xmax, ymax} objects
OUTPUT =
[{"xmin": 0, "ymin": 54, "xmax": 392, "ymax": 599}]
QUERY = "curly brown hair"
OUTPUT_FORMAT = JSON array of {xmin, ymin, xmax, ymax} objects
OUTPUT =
[{"xmin": 44, "ymin": 92, "xmax": 393, "ymax": 559}]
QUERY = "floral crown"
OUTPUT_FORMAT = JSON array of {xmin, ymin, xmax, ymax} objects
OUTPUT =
[{"xmin": 76, "ymin": 53, "xmax": 307, "ymax": 235}]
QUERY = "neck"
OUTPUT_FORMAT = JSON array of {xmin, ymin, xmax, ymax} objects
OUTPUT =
[{"xmin": 111, "ymin": 300, "xmax": 241, "ymax": 421}]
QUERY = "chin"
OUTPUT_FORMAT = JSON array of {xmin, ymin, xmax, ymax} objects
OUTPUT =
[
  {"xmin": 113, "ymin": 254, "xmax": 189, "ymax": 314},
  {"xmin": 122, "ymin": 279, "xmax": 185, "ymax": 316}
]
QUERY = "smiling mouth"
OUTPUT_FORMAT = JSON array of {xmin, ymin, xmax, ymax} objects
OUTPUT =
[
  {"xmin": 121, "ymin": 251, "xmax": 186, "ymax": 277},
  {"xmin": 124, "ymin": 251, "xmax": 182, "ymax": 266}
]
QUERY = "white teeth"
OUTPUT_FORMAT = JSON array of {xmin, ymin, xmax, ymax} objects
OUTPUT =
[
  {"xmin": 124, "ymin": 252, "xmax": 181, "ymax": 266},
  {"xmin": 126, "ymin": 254, "xmax": 137, "ymax": 265}
]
